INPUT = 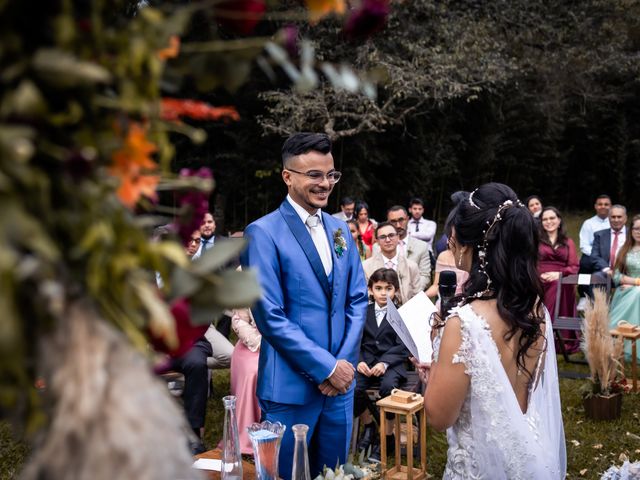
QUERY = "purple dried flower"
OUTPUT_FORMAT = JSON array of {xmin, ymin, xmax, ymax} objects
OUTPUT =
[
  {"xmin": 175, "ymin": 167, "xmax": 212, "ymax": 245},
  {"xmin": 343, "ymin": 0, "xmax": 389, "ymax": 41}
]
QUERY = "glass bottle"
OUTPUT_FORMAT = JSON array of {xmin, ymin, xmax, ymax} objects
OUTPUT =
[
  {"xmin": 291, "ymin": 424, "xmax": 311, "ymax": 480},
  {"xmin": 221, "ymin": 395, "xmax": 243, "ymax": 480}
]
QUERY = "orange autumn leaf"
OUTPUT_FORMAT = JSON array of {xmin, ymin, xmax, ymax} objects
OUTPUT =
[
  {"xmin": 160, "ymin": 98, "xmax": 240, "ymax": 122},
  {"xmin": 158, "ymin": 35, "xmax": 180, "ymax": 60},
  {"xmin": 305, "ymin": 0, "xmax": 346, "ymax": 23},
  {"xmin": 109, "ymin": 123, "xmax": 160, "ymax": 208}
]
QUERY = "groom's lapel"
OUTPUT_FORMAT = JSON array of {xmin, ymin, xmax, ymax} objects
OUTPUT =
[
  {"xmin": 322, "ymin": 212, "xmax": 342, "ymax": 295},
  {"xmin": 279, "ymin": 201, "xmax": 331, "ymax": 298}
]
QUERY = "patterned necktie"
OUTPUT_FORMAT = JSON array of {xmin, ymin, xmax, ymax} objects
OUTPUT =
[
  {"xmin": 306, "ymin": 214, "xmax": 332, "ymax": 275},
  {"xmin": 415, "ymin": 221, "xmax": 420, "ymax": 232},
  {"xmin": 385, "ymin": 260, "xmax": 395, "ymax": 270},
  {"xmin": 610, "ymin": 230, "xmax": 620, "ymax": 268}
]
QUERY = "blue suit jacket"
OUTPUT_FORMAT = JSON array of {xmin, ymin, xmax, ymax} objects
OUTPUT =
[
  {"xmin": 591, "ymin": 229, "xmax": 612, "ymax": 271},
  {"xmin": 241, "ymin": 200, "xmax": 368, "ymax": 405}
]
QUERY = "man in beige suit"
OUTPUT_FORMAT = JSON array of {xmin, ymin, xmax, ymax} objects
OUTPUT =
[
  {"xmin": 363, "ymin": 222, "xmax": 421, "ymax": 304},
  {"xmin": 373, "ymin": 206, "xmax": 432, "ymax": 290}
]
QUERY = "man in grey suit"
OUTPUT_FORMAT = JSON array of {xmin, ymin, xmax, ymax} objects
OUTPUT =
[
  {"xmin": 332, "ymin": 196, "xmax": 355, "ymax": 222},
  {"xmin": 373, "ymin": 205, "xmax": 432, "ymax": 290}
]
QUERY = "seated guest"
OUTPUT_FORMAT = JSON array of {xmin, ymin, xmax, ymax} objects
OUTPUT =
[
  {"xmin": 333, "ymin": 196, "xmax": 355, "ymax": 221},
  {"xmin": 538, "ymin": 207, "xmax": 580, "ymax": 352},
  {"xmin": 354, "ymin": 268, "xmax": 410, "ymax": 462},
  {"xmin": 363, "ymin": 222, "xmax": 421, "ymax": 304},
  {"xmin": 526, "ymin": 195, "xmax": 543, "ymax": 218},
  {"xmin": 377, "ymin": 206, "xmax": 432, "ymax": 290},
  {"xmin": 407, "ymin": 197, "xmax": 437, "ymax": 253},
  {"xmin": 194, "ymin": 212, "xmax": 235, "ymax": 338},
  {"xmin": 425, "ymin": 248, "xmax": 469, "ymax": 299},
  {"xmin": 186, "ymin": 229, "xmax": 202, "ymax": 258},
  {"xmin": 577, "ymin": 195, "xmax": 611, "ymax": 303},
  {"xmin": 348, "ymin": 218, "xmax": 372, "ymax": 261},
  {"xmin": 434, "ymin": 191, "xmax": 469, "ymax": 257},
  {"xmin": 609, "ymin": 214, "xmax": 640, "ymax": 360},
  {"xmin": 355, "ymin": 201, "xmax": 377, "ymax": 249},
  {"xmin": 230, "ymin": 308, "xmax": 261, "ymax": 455},
  {"xmin": 590, "ymin": 205, "xmax": 628, "ymax": 276}
]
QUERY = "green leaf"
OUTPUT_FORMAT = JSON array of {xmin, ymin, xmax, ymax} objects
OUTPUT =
[
  {"xmin": 32, "ymin": 49, "xmax": 112, "ymax": 88},
  {"xmin": 149, "ymin": 241, "xmax": 189, "ymax": 268},
  {"xmin": 191, "ymin": 238, "xmax": 246, "ymax": 275},
  {"xmin": 205, "ymin": 269, "xmax": 261, "ymax": 308},
  {"xmin": 0, "ymin": 80, "xmax": 47, "ymax": 118},
  {"xmin": 167, "ymin": 266, "xmax": 201, "ymax": 300}
]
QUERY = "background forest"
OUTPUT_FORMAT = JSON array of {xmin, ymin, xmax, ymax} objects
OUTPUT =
[{"xmin": 174, "ymin": 0, "xmax": 640, "ymax": 231}]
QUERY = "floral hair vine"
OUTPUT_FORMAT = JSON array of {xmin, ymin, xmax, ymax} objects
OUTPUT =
[{"xmin": 471, "ymin": 198, "xmax": 525, "ymax": 299}]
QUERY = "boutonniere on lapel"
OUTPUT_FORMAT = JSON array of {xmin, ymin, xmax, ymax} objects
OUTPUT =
[{"xmin": 333, "ymin": 229, "xmax": 347, "ymax": 257}]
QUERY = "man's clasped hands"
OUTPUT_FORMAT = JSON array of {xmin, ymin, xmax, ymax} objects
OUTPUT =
[{"xmin": 318, "ymin": 359, "xmax": 356, "ymax": 397}]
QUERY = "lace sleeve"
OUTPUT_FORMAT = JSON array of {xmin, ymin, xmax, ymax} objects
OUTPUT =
[{"xmin": 450, "ymin": 312, "xmax": 471, "ymax": 367}]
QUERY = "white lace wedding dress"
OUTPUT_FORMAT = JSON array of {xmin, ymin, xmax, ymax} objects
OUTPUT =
[{"xmin": 433, "ymin": 304, "xmax": 566, "ymax": 479}]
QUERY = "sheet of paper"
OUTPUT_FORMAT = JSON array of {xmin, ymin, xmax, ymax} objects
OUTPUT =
[
  {"xmin": 386, "ymin": 293, "xmax": 437, "ymax": 362},
  {"xmin": 192, "ymin": 458, "xmax": 222, "ymax": 471},
  {"xmin": 578, "ymin": 273, "xmax": 591, "ymax": 286}
]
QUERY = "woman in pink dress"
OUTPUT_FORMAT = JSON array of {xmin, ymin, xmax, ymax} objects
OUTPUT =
[
  {"xmin": 538, "ymin": 207, "xmax": 580, "ymax": 352},
  {"xmin": 230, "ymin": 308, "xmax": 261, "ymax": 455}
]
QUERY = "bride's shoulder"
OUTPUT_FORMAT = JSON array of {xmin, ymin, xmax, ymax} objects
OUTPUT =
[{"xmin": 448, "ymin": 302, "xmax": 491, "ymax": 332}]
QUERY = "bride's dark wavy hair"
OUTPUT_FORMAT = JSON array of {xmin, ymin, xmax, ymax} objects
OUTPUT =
[{"xmin": 452, "ymin": 182, "xmax": 545, "ymax": 377}]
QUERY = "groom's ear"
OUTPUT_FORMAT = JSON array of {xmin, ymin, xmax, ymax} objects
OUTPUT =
[{"xmin": 282, "ymin": 169, "xmax": 293, "ymax": 186}]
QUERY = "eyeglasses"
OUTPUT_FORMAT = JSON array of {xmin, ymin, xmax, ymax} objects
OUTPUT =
[
  {"xmin": 285, "ymin": 168, "xmax": 342, "ymax": 184},
  {"xmin": 388, "ymin": 218, "xmax": 407, "ymax": 225},
  {"xmin": 377, "ymin": 233, "xmax": 398, "ymax": 241},
  {"xmin": 189, "ymin": 237, "xmax": 201, "ymax": 244}
]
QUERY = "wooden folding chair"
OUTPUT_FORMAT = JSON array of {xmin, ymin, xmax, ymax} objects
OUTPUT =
[{"xmin": 552, "ymin": 273, "xmax": 611, "ymax": 379}]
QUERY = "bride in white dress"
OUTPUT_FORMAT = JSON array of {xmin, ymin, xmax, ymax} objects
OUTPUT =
[{"xmin": 418, "ymin": 183, "xmax": 566, "ymax": 479}]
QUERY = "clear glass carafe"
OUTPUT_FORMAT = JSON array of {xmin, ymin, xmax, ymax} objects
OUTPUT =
[
  {"xmin": 221, "ymin": 395, "xmax": 243, "ymax": 480},
  {"xmin": 291, "ymin": 424, "xmax": 311, "ymax": 480}
]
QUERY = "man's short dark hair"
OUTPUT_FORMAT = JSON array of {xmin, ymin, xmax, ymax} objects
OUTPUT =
[
  {"xmin": 375, "ymin": 221, "xmax": 397, "ymax": 237},
  {"xmin": 340, "ymin": 196, "xmax": 355, "ymax": 207},
  {"xmin": 282, "ymin": 133, "xmax": 332, "ymax": 168},
  {"xmin": 387, "ymin": 205, "xmax": 408, "ymax": 216},
  {"xmin": 595, "ymin": 194, "xmax": 611, "ymax": 202},
  {"xmin": 409, "ymin": 197, "xmax": 424, "ymax": 208}
]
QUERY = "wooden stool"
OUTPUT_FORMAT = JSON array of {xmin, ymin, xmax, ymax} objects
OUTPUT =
[
  {"xmin": 610, "ymin": 322, "xmax": 640, "ymax": 392},
  {"xmin": 376, "ymin": 389, "xmax": 427, "ymax": 480}
]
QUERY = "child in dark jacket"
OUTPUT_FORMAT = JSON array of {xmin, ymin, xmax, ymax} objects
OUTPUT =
[{"xmin": 354, "ymin": 268, "xmax": 410, "ymax": 462}]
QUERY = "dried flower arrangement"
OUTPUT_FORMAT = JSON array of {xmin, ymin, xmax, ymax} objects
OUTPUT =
[{"xmin": 580, "ymin": 289, "xmax": 625, "ymax": 397}]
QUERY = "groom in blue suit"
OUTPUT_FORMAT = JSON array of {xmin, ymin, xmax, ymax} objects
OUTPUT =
[{"xmin": 241, "ymin": 133, "xmax": 368, "ymax": 478}]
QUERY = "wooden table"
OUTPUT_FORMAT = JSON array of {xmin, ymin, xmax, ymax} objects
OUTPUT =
[
  {"xmin": 195, "ymin": 448, "xmax": 256, "ymax": 479},
  {"xmin": 610, "ymin": 327, "xmax": 640, "ymax": 392}
]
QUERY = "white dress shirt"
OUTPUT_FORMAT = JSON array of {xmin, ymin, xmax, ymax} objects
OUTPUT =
[
  {"xmin": 408, "ymin": 217, "xmax": 437, "ymax": 251},
  {"xmin": 382, "ymin": 253, "xmax": 399, "ymax": 271},
  {"xmin": 287, "ymin": 195, "xmax": 333, "ymax": 276},
  {"xmin": 374, "ymin": 304, "xmax": 387, "ymax": 327},
  {"xmin": 579, "ymin": 215, "xmax": 610, "ymax": 256}
]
